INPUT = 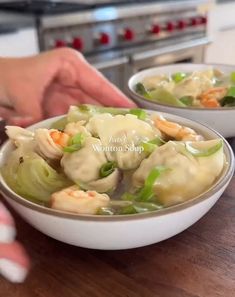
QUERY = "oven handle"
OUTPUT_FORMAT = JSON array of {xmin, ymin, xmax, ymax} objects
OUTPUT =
[
  {"xmin": 132, "ymin": 37, "xmax": 211, "ymax": 62},
  {"xmin": 93, "ymin": 57, "xmax": 128, "ymax": 70}
]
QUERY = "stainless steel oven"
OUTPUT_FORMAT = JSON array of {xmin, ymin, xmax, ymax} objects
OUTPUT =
[
  {"xmin": 131, "ymin": 37, "xmax": 209, "ymax": 73},
  {"xmin": 0, "ymin": 0, "xmax": 212, "ymax": 91}
]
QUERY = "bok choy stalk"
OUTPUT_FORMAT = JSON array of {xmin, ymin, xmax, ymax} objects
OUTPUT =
[{"xmin": 2, "ymin": 151, "xmax": 71, "ymax": 203}]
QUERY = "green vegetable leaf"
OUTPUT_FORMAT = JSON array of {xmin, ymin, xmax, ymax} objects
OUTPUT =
[
  {"xmin": 172, "ymin": 72, "xmax": 186, "ymax": 83},
  {"xmin": 230, "ymin": 72, "xmax": 235, "ymax": 83},
  {"xmin": 185, "ymin": 140, "xmax": 223, "ymax": 157},
  {"xmin": 135, "ymin": 83, "xmax": 152, "ymax": 99},
  {"xmin": 220, "ymin": 96, "xmax": 235, "ymax": 107},
  {"xmin": 179, "ymin": 96, "xmax": 194, "ymax": 106},
  {"xmin": 100, "ymin": 161, "xmax": 117, "ymax": 178},
  {"xmin": 129, "ymin": 108, "xmax": 147, "ymax": 120},
  {"xmin": 227, "ymin": 86, "xmax": 235, "ymax": 97},
  {"xmin": 148, "ymin": 88, "xmax": 186, "ymax": 107}
]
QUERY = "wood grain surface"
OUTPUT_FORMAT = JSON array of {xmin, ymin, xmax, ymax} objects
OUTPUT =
[{"xmin": 0, "ymin": 176, "xmax": 235, "ymax": 297}]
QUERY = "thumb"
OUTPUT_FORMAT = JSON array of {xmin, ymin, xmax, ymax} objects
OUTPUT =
[{"xmin": 7, "ymin": 116, "xmax": 36, "ymax": 127}]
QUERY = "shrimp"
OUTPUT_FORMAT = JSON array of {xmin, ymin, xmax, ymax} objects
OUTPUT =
[
  {"xmin": 154, "ymin": 116, "xmax": 203, "ymax": 141},
  {"xmin": 50, "ymin": 185, "xmax": 110, "ymax": 215},
  {"xmin": 199, "ymin": 87, "xmax": 227, "ymax": 108},
  {"xmin": 50, "ymin": 130, "xmax": 70, "ymax": 147},
  {"xmin": 35, "ymin": 129, "xmax": 70, "ymax": 160}
]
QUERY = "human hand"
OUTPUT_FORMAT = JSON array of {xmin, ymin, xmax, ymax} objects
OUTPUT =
[
  {"xmin": 0, "ymin": 48, "xmax": 135, "ymax": 126},
  {"xmin": 0, "ymin": 202, "xmax": 30, "ymax": 283}
]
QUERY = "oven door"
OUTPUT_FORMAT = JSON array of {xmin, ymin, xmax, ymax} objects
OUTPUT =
[
  {"xmin": 92, "ymin": 57, "xmax": 129, "ymax": 90},
  {"xmin": 131, "ymin": 37, "xmax": 210, "ymax": 73}
]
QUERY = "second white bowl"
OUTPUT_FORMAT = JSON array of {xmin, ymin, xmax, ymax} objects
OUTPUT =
[{"xmin": 128, "ymin": 63, "xmax": 235, "ymax": 138}]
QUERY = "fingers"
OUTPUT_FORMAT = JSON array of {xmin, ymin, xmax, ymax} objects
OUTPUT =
[
  {"xmin": 0, "ymin": 241, "xmax": 30, "ymax": 283},
  {"xmin": 44, "ymin": 84, "xmax": 101, "ymax": 117},
  {"xmin": 0, "ymin": 202, "xmax": 15, "ymax": 243},
  {"xmin": 0, "ymin": 106, "xmax": 16, "ymax": 120},
  {"xmin": 55, "ymin": 48, "xmax": 136, "ymax": 108}
]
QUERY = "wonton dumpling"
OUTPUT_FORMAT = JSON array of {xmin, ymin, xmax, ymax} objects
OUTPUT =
[
  {"xmin": 61, "ymin": 137, "xmax": 107, "ymax": 184},
  {"xmin": 64, "ymin": 121, "xmax": 91, "ymax": 137},
  {"xmin": 51, "ymin": 185, "xmax": 110, "ymax": 215},
  {"xmin": 34, "ymin": 129, "xmax": 66, "ymax": 160},
  {"xmin": 132, "ymin": 139, "xmax": 224, "ymax": 206},
  {"xmin": 142, "ymin": 75, "xmax": 175, "ymax": 93},
  {"xmin": 173, "ymin": 70, "xmax": 214, "ymax": 99},
  {"xmin": 6, "ymin": 126, "xmax": 34, "ymax": 147},
  {"xmin": 81, "ymin": 168, "xmax": 120, "ymax": 193},
  {"xmin": 86, "ymin": 113, "xmax": 160, "ymax": 170}
]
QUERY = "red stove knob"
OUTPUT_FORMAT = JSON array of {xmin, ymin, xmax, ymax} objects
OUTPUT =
[
  {"xmin": 177, "ymin": 20, "xmax": 187, "ymax": 30},
  {"xmin": 199, "ymin": 16, "xmax": 207, "ymax": 25},
  {"xmin": 190, "ymin": 17, "xmax": 200, "ymax": 27},
  {"xmin": 123, "ymin": 28, "xmax": 135, "ymax": 41},
  {"xmin": 150, "ymin": 24, "xmax": 161, "ymax": 34},
  {"xmin": 72, "ymin": 37, "xmax": 83, "ymax": 51},
  {"xmin": 99, "ymin": 32, "xmax": 110, "ymax": 45},
  {"xmin": 55, "ymin": 39, "xmax": 67, "ymax": 48},
  {"xmin": 166, "ymin": 22, "xmax": 175, "ymax": 32}
]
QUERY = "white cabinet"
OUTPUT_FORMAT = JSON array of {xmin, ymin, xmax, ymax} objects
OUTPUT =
[
  {"xmin": 0, "ymin": 28, "xmax": 39, "ymax": 57},
  {"xmin": 205, "ymin": 2, "xmax": 235, "ymax": 64}
]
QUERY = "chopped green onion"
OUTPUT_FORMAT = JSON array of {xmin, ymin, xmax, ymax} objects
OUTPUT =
[
  {"xmin": 135, "ymin": 83, "xmax": 152, "ymax": 99},
  {"xmin": 129, "ymin": 108, "xmax": 147, "ymax": 120},
  {"xmin": 63, "ymin": 143, "xmax": 83, "ymax": 153},
  {"xmin": 136, "ymin": 166, "xmax": 168, "ymax": 202},
  {"xmin": 144, "ymin": 166, "xmax": 167, "ymax": 188},
  {"xmin": 119, "ymin": 202, "xmax": 163, "ymax": 215},
  {"xmin": 63, "ymin": 133, "xmax": 85, "ymax": 153},
  {"xmin": 172, "ymin": 72, "xmax": 186, "ymax": 83},
  {"xmin": 100, "ymin": 161, "xmax": 116, "ymax": 178},
  {"xmin": 149, "ymin": 136, "xmax": 166, "ymax": 146},
  {"xmin": 68, "ymin": 133, "xmax": 85, "ymax": 146},
  {"xmin": 227, "ymin": 86, "xmax": 235, "ymax": 97},
  {"xmin": 142, "ymin": 142, "xmax": 157, "ymax": 154},
  {"xmin": 121, "ymin": 166, "xmax": 167, "ymax": 203},
  {"xmin": 185, "ymin": 140, "xmax": 223, "ymax": 157},
  {"xmin": 141, "ymin": 136, "xmax": 166, "ymax": 154},
  {"xmin": 230, "ymin": 72, "xmax": 235, "ymax": 83}
]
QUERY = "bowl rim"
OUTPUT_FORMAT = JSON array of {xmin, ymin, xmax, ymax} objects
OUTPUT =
[
  {"xmin": 128, "ymin": 63, "xmax": 235, "ymax": 111},
  {"xmin": 0, "ymin": 112, "xmax": 234, "ymax": 222}
]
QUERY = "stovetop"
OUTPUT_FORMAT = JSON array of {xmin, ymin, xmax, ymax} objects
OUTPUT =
[{"xmin": 0, "ymin": 0, "xmax": 189, "ymax": 16}]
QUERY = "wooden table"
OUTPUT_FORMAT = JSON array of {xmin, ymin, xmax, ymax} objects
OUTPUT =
[
  {"xmin": 1, "ymin": 139, "xmax": 235, "ymax": 297},
  {"xmin": 0, "ymin": 181, "xmax": 234, "ymax": 297}
]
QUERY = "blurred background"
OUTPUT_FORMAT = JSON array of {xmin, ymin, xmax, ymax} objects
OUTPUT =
[{"xmin": 0, "ymin": 0, "xmax": 233, "ymax": 92}]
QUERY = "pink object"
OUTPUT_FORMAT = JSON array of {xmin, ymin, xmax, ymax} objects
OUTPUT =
[{"xmin": 0, "ymin": 202, "xmax": 30, "ymax": 282}]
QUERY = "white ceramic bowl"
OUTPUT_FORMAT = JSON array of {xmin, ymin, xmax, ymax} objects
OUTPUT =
[
  {"xmin": 128, "ymin": 63, "xmax": 235, "ymax": 138},
  {"xmin": 0, "ymin": 113, "xmax": 234, "ymax": 250}
]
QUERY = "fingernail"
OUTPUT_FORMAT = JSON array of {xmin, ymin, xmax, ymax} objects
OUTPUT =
[
  {"xmin": 0, "ymin": 259, "xmax": 28, "ymax": 283},
  {"xmin": 0, "ymin": 225, "xmax": 16, "ymax": 243}
]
